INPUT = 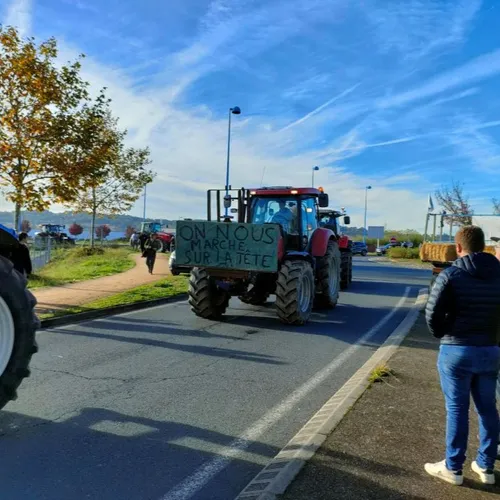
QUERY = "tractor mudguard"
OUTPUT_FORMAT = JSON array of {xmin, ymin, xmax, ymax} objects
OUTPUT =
[
  {"xmin": 338, "ymin": 235, "xmax": 350, "ymax": 250},
  {"xmin": 284, "ymin": 251, "xmax": 314, "ymax": 265},
  {"xmin": 309, "ymin": 227, "xmax": 336, "ymax": 257}
]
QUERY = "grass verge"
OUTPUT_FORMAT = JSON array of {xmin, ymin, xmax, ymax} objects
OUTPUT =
[
  {"xmin": 38, "ymin": 275, "xmax": 189, "ymax": 320},
  {"xmin": 387, "ymin": 247, "xmax": 420, "ymax": 259},
  {"xmin": 28, "ymin": 247, "xmax": 136, "ymax": 289}
]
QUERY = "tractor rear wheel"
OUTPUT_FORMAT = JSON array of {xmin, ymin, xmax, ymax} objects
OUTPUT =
[
  {"xmin": 340, "ymin": 251, "xmax": 352, "ymax": 290},
  {"xmin": 188, "ymin": 268, "xmax": 230, "ymax": 320},
  {"xmin": 275, "ymin": 260, "xmax": 314, "ymax": 325},
  {"xmin": 0, "ymin": 257, "xmax": 39, "ymax": 410},
  {"xmin": 315, "ymin": 240, "xmax": 341, "ymax": 309}
]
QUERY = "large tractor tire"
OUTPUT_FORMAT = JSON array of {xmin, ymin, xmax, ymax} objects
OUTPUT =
[
  {"xmin": 188, "ymin": 268, "xmax": 230, "ymax": 320},
  {"xmin": 315, "ymin": 240, "xmax": 341, "ymax": 309},
  {"xmin": 275, "ymin": 260, "xmax": 314, "ymax": 325},
  {"xmin": 0, "ymin": 257, "xmax": 39, "ymax": 410},
  {"xmin": 239, "ymin": 275, "xmax": 271, "ymax": 306},
  {"xmin": 340, "ymin": 251, "xmax": 353, "ymax": 290}
]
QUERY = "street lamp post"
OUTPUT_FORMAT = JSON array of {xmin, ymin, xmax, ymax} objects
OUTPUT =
[
  {"xmin": 143, "ymin": 183, "xmax": 147, "ymax": 221},
  {"xmin": 363, "ymin": 185, "xmax": 372, "ymax": 243},
  {"xmin": 224, "ymin": 106, "xmax": 241, "ymax": 217},
  {"xmin": 312, "ymin": 166, "xmax": 319, "ymax": 187}
]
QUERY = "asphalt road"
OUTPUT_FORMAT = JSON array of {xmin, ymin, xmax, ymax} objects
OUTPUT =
[{"xmin": 0, "ymin": 257, "xmax": 430, "ymax": 500}]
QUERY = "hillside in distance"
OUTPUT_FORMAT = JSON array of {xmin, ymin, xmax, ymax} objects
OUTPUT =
[{"xmin": 0, "ymin": 210, "xmax": 175, "ymax": 232}]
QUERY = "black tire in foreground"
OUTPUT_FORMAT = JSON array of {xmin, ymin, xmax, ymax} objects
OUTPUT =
[
  {"xmin": 340, "ymin": 250, "xmax": 352, "ymax": 290},
  {"xmin": 188, "ymin": 267, "xmax": 230, "ymax": 320},
  {"xmin": 275, "ymin": 260, "xmax": 314, "ymax": 325},
  {"xmin": 315, "ymin": 240, "xmax": 341, "ymax": 309},
  {"xmin": 0, "ymin": 257, "xmax": 39, "ymax": 410}
]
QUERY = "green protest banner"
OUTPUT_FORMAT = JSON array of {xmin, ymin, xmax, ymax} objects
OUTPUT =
[{"xmin": 175, "ymin": 221, "xmax": 279, "ymax": 272}]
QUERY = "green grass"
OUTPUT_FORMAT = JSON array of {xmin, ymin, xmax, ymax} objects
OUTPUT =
[
  {"xmin": 369, "ymin": 364, "xmax": 394, "ymax": 384},
  {"xmin": 38, "ymin": 276, "xmax": 189, "ymax": 320},
  {"xmin": 28, "ymin": 247, "xmax": 136, "ymax": 289}
]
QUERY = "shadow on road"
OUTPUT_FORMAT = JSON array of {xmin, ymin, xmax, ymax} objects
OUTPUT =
[
  {"xmin": 49, "ymin": 325, "xmax": 287, "ymax": 365},
  {"xmin": 0, "ymin": 407, "xmax": 275, "ymax": 500},
  {"xmin": 347, "ymin": 280, "xmax": 415, "ymax": 297}
]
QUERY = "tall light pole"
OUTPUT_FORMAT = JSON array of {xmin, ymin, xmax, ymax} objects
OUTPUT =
[
  {"xmin": 363, "ymin": 185, "xmax": 372, "ymax": 243},
  {"xmin": 312, "ymin": 166, "xmax": 319, "ymax": 187},
  {"xmin": 224, "ymin": 106, "xmax": 241, "ymax": 217},
  {"xmin": 143, "ymin": 184, "xmax": 147, "ymax": 221}
]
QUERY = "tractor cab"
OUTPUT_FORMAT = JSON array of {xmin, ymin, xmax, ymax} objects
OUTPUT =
[
  {"xmin": 141, "ymin": 221, "xmax": 162, "ymax": 234},
  {"xmin": 40, "ymin": 224, "xmax": 66, "ymax": 234},
  {"xmin": 248, "ymin": 187, "xmax": 329, "ymax": 252},
  {"xmin": 318, "ymin": 209, "xmax": 351, "ymax": 237},
  {"xmin": 206, "ymin": 186, "xmax": 329, "ymax": 252}
]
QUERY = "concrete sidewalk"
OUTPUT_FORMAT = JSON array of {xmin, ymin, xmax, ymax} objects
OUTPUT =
[
  {"xmin": 32, "ymin": 253, "xmax": 171, "ymax": 315},
  {"xmin": 282, "ymin": 314, "xmax": 500, "ymax": 499}
]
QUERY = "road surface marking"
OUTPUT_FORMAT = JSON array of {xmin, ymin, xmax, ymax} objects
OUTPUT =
[{"xmin": 159, "ymin": 286, "xmax": 412, "ymax": 500}]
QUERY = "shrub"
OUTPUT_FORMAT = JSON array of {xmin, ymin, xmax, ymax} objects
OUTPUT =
[
  {"xmin": 387, "ymin": 247, "xmax": 420, "ymax": 259},
  {"xmin": 74, "ymin": 246, "xmax": 105, "ymax": 257},
  {"xmin": 69, "ymin": 223, "xmax": 84, "ymax": 236}
]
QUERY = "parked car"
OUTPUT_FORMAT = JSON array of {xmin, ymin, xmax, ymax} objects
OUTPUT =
[
  {"xmin": 351, "ymin": 241, "xmax": 368, "ymax": 256},
  {"xmin": 376, "ymin": 242, "xmax": 399, "ymax": 256},
  {"xmin": 168, "ymin": 250, "xmax": 191, "ymax": 276}
]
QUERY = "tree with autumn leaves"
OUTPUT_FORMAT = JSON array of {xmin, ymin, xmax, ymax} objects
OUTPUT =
[{"xmin": 0, "ymin": 26, "xmax": 154, "ymax": 237}]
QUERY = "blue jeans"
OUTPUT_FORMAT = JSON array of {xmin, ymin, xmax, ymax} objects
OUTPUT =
[{"xmin": 438, "ymin": 345, "xmax": 500, "ymax": 471}]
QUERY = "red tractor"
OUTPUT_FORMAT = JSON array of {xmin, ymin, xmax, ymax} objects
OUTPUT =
[
  {"xmin": 140, "ymin": 221, "xmax": 174, "ymax": 252},
  {"xmin": 175, "ymin": 186, "xmax": 353, "ymax": 325},
  {"xmin": 318, "ymin": 208, "xmax": 353, "ymax": 289}
]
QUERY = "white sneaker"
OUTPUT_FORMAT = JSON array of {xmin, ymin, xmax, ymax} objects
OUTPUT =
[
  {"xmin": 425, "ymin": 460, "xmax": 463, "ymax": 485},
  {"xmin": 472, "ymin": 460, "xmax": 495, "ymax": 484}
]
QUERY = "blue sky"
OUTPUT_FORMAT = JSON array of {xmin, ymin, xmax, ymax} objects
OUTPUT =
[{"xmin": 2, "ymin": 0, "xmax": 500, "ymax": 230}]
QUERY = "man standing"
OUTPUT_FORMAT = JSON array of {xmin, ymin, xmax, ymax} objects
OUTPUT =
[
  {"xmin": 425, "ymin": 226, "xmax": 500, "ymax": 485},
  {"xmin": 11, "ymin": 232, "xmax": 32, "ymax": 277},
  {"xmin": 143, "ymin": 233, "xmax": 162, "ymax": 274}
]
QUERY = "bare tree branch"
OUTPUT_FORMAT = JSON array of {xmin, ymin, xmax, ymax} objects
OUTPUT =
[{"xmin": 435, "ymin": 181, "xmax": 473, "ymax": 226}]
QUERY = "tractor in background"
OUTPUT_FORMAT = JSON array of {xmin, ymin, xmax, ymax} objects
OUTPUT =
[
  {"xmin": 139, "ymin": 221, "xmax": 175, "ymax": 252},
  {"xmin": 0, "ymin": 225, "xmax": 39, "ymax": 410},
  {"xmin": 175, "ymin": 186, "xmax": 353, "ymax": 325},
  {"xmin": 34, "ymin": 224, "xmax": 75, "ymax": 247},
  {"xmin": 318, "ymin": 208, "xmax": 353, "ymax": 289}
]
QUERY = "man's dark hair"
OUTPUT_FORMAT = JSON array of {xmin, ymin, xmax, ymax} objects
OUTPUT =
[
  {"xmin": 455, "ymin": 225, "xmax": 485, "ymax": 253},
  {"xmin": 18, "ymin": 232, "xmax": 28, "ymax": 242}
]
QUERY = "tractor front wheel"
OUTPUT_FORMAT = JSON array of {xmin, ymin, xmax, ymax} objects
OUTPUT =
[
  {"xmin": 188, "ymin": 268, "xmax": 230, "ymax": 320},
  {"xmin": 315, "ymin": 240, "xmax": 341, "ymax": 309},
  {"xmin": 0, "ymin": 257, "xmax": 39, "ymax": 410},
  {"xmin": 275, "ymin": 260, "xmax": 314, "ymax": 325}
]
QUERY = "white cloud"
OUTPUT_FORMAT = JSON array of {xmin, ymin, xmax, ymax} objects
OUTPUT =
[
  {"xmin": 280, "ymin": 83, "xmax": 361, "ymax": 131},
  {"xmin": 3, "ymin": 0, "xmax": 32, "ymax": 37},
  {"xmin": 377, "ymin": 48, "xmax": 500, "ymax": 108},
  {"xmin": 364, "ymin": 0, "xmax": 481, "ymax": 59}
]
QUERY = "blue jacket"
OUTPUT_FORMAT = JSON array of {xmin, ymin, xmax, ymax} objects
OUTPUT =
[{"xmin": 425, "ymin": 252, "xmax": 500, "ymax": 346}]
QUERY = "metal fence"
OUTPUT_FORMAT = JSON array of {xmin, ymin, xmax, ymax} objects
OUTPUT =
[{"xmin": 30, "ymin": 239, "xmax": 52, "ymax": 272}]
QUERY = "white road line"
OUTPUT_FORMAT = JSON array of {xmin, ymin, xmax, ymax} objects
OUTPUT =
[{"xmin": 159, "ymin": 286, "xmax": 412, "ymax": 500}]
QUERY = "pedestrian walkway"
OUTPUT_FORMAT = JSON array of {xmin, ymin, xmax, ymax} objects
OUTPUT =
[
  {"xmin": 32, "ymin": 253, "xmax": 171, "ymax": 315},
  {"xmin": 282, "ymin": 313, "xmax": 500, "ymax": 499}
]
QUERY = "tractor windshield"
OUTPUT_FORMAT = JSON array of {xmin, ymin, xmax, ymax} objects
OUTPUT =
[
  {"xmin": 249, "ymin": 196, "xmax": 318, "ymax": 238},
  {"xmin": 250, "ymin": 197, "xmax": 298, "ymax": 234}
]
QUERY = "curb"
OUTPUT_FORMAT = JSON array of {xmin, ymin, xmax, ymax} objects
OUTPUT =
[
  {"xmin": 235, "ymin": 288, "xmax": 429, "ymax": 500},
  {"xmin": 39, "ymin": 293, "xmax": 188, "ymax": 329}
]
